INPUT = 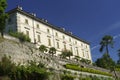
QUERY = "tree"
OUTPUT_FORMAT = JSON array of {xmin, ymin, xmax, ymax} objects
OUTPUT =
[
  {"xmin": 117, "ymin": 49, "xmax": 120, "ymax": 65},
  {"xmin": 95, "ymin": 53, "xmax": 115, "ymax": 69},
  {"xmin": 39, "ymin": 45, "xmax": 47, "ymax": 53},
  {"xmin": 0, "ymin": 0, "xmax": 8, "ymax": 38},
  {"xmin": 99, "ymin": 35, "xmax": 114, "ymax": 56},
  {"xmin": 67, "ymin": 51, "xmax": 73, "ymax": 59},
  {"xmin": 49, "ymin": 47, "xmax": 56, "ymax": 56},
  {"xmin": 99, "ymin": 36, "xmax": 118, "ymax": 79},
  {"xmin": 60, "ymin": 50, "xmax": 73, "ymax": 59}
]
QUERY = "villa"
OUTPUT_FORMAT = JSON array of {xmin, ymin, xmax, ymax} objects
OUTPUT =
[{"xmin": 5, "ymin": 6, "xmax": 92, "ymax": 61}]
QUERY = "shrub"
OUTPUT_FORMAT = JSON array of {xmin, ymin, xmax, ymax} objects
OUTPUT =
[
  {"xmin": 80, "ymin": 58, "xmax": 91, "ymax": 64},
  {"xmin": 39, "ymin": 45, "xmax": 47, "ymax": 53},
  {"xmin": 64, "ymin": 64, "xmax": 112, "ymax": 76},
  {"xmin": 0, "ymin": 56, "xmax": 50, "ymax": 80},
  {"xmin": 9, "ymin": 32, "xmax": 31, "ymax": 42},
  {"xmin": 0, "ymin": 55, "xmax": 16, "ymax": 76},
  {"xmin": 61, "ymin": 74, "xmax": 75, "ymax": 80},
  {"xmin": 60, "ymin": 50, "xmax": 73, "ymax": 59},
  {"xmin": 49, "ymin": 47, "xmax": 56, "ymax": 56}
]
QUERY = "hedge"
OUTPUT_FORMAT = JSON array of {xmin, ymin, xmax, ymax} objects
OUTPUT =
[{"xmin": 64, "ymin": 64, "xmax": 112, "ymax": 76}]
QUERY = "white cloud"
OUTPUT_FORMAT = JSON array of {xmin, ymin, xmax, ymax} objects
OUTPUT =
[
  {"xmin": 91, "ymin": 45, "xmax": 100, "ymax": 50},
  {"xmin": 108, "ymin": 21, "xmax": 120, "ymax": 31}
]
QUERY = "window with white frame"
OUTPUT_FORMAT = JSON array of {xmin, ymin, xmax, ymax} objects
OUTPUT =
[
  {"xmin": 48, "ymin": 38, "xmax": 51, "ymax": 46},
  {"xmin": 37, "ymin": 35, "xmax": 41, "ymax": 42},
  {"xmin": 25, "ymin": 19, "xmax": 28, "ymax": 24}
]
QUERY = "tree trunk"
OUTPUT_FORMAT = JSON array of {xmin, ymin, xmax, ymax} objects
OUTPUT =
[
  {"xmin": 106, "ymin": 45, "xmax": 110, "ymax": 57},
  {"xmin": 0, "ymin": 31, "xmax": 4, "ymax": 38},
  {"xmin": 113, "ymin": 68, "xmax": 118, "ymax": 80}
]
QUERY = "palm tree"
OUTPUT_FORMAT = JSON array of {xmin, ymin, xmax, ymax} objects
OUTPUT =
[
  {"xmin": 99, "ymin": 35, "xmax": 118, "ymax": 79},
  {"xmin": 117, "ymin": 49, "xmax": 120, "ymax": 64},
  {"xmin": 49, "ymin": 47, "xmax": 56, "ymax": 56},
  {"xmin": 99, "ymin": 35, "xmax": 114, "ymax": 56},
  {"xmin": 39, "ymin": 45, "xmax": 47, "ymax": 53}
]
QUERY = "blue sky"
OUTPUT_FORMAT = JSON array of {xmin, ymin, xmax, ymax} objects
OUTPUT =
[{"xmin": 6, "ymin": 0, "xmax": 120, "ymax": 62}]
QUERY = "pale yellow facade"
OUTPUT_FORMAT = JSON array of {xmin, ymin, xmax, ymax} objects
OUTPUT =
[{"xmin": 6, "ymin": 6, "xmax": 92, "ymax": 61}]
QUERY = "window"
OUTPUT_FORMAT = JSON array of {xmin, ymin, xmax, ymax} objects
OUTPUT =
[
  {"xmin": 37, "ymin": 24, "xmax": 39, "ymax": 28},
  {"xmin": 86, "ymin": 51, "xmax": 89, "ymax": 58},
  {"xmin": 47, "ymin": 29, "xmax": 50, "ymax": 33},
  {"xmin": 56, "ymin": 32, "xmax": 58, "ymax": 37},
  {"xmin": 63, "ymin": 35, "xmax": 65, "ymax": 39},
  {"xmin": 26, "ymin": 30, "xmax": 29, "ymax": 37},
  {"xmin": 82, "ymin": 49, "xmax": 85, "ymax": 57},
  {"xmin": 76, "ymin": 48, "xmax": 79, "ymax": 55},
  {"xmin": 57, "ymin": 42, "xmax": 59, "ymax": 49},
  {"xmin": 69, "ymin": 38, "xmax": 71, "ymax": 42},
  {"xmin": 81, "ymin": 43, "xmax": 83, "ymax": 47},
  {"xmin": 37, "ymin": 35, "xmax": 41, "ymax": 42},
  {"xmin": 25, "ymin": 19, "xmax": 28, "ymax": 24},
  {"xmin": 48, "ymin": 38, "xmax": 51, "ymax": 46},
  {"xmin": 75, "ymin": 41, "xmax": 77, "ymax": 44}
]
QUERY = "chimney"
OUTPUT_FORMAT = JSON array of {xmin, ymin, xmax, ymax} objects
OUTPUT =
[
  {"xmin": 31, "ymin": 13, "xmax": 36, "ymax": 17},
  {"xmin": 62, "ymin": 28, "xmax": 65, "ymax": 31},
  {"xmin": 17, "ymin": 5, "xmax": 22, "ymax": 10}
]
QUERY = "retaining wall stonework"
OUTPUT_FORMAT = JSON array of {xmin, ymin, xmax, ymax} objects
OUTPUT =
[{"xmin": 0, "ymin": 35, "xmax": 120, "ymax": 79}]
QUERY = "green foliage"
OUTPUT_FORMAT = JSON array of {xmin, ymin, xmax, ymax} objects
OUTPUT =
[
  {"xmin": 49, "ymin": 47, "xmax": 56, "ymax": 56},
  {"xmin": 95, "ymin": 53, "xmax": 115, "ymax": 69},
  {"xmin": 117, "ymin": 49, "xmax": 120, "ymax": 65},
  {"xmin": 79, "ymin": 75, "xmax": 113, "ymax": 80},
  {"xmin": 115, "ymin": 64, "xmax": 120, "ymax": 72},
  {"xmin": 0, "ymin": 56, "xmax": 50, "ymax": 80},
  {"xmin": 60, "ymin": 50, "xmax": 73, "ymax": 59},
  {"xmin": 74, "ymin": 56, "xmax": 80, "ymax": 61},
  {"xmin": 64, "ymin": 64, "xmax": 112, "ymax": 76},
  {"xmin": 80, "ymin": 77, "xmax": 92, "ymax": 80},
  {"xmin": 9, "ymin": 32, "xmax": 31, "ymax": 42},
  {"xmin": 0, "ymin": 76, "xmax": 11, "ymax": 80},
  {"xmin": 115, "ymin": 68, "xmax": 120, "ymax": 72},
  {"xmin": 99, "ymin": 35, "xmax": 113, "ymax": 54},
  {"xmin": 74, "ymin": 56, "xmax": 91, "ymax": 64},
  {"xmin": 39, "ymin": 45, "xmax": 47, "ymax": 53},
  {"xmin": 80, "ymin": 58, "xmax": 91, "ymax": 64},
  {"xmin": 0, "ymin": 0, "xmax": 8, "ymax": 37},
  {"xmin": 0, "ymin": 55, "xmax": 16, "ymax": 76},
  {"xmin": 61, "ymin": 74, "xmax": 75, "ymax": 80}
]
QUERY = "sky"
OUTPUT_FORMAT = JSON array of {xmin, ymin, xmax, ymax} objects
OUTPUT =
[{"xmin": 6, "ymin": 0, "xmax": 120, "ymax": 62}]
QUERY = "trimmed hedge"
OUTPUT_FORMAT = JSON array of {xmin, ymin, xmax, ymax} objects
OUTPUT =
[
  {"xmin": 64, "ymin": 64, "xmax": 112, "ymax": 76},
  {"xmin": 61, "ymin": 74, "xmax": 75, "ymax": 80},
  {"xmin": 115, "ymin": 68, "xmax": 120, "ymax": 72}
]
